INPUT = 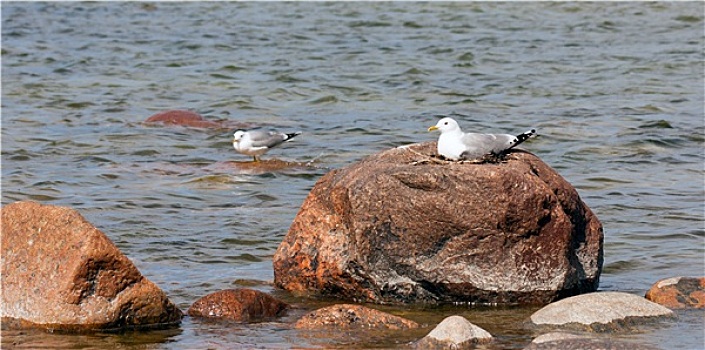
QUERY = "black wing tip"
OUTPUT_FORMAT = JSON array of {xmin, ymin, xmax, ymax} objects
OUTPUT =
[
  {"xmin": 285, "ymin": 132, "xmax": 302, "ymax": 140},
  {"xmin": 507, "ymin": 129, "xmax": 538, "ymax": 150},
  {"xmin": 518, "ymin": 129, "xmax": 537, "ymax": 140}
]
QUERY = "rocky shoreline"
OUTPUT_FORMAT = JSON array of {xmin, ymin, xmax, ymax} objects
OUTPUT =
[{"xmin": 2, "ymin": 143, "xmax": 702, "ymax": 349}]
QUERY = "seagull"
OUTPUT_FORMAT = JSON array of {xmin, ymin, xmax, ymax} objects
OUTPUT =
[
  {"xmin": 232, "ymin": 129, "xmax": 302, "ymax": 162},
  {"xmin": 428, "ymin": 117, "xmax": 536, "ymax": 161}
]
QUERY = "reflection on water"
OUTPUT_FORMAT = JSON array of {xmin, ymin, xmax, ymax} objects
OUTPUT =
[{"xmin": 2, "ymin": 1, "xmax": 703, "ymax": 349}]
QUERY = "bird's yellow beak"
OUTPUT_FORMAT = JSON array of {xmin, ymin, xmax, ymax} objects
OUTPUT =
[
  {"xmin": 233, "ymin": 138, "xmax": 239, "ymax": 143},
  {"xmin": 428, "ymin": 125, "xmax": 439, "ymax": 132}
]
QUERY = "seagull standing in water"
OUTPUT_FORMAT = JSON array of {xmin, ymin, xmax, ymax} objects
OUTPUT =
[
  {"xmin": 232, "ymin": 129, "xmax": 302, "ymax": 162},
  {"xmin": 428, "ymin": 117, "xmax": 536, "ymax": 161}
]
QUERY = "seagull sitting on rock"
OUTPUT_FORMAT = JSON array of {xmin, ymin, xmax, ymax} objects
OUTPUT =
[
  {"xmin": 428, "ymin": 117, "xmax": 536, "ymax": 161},
  {"xmin": 232, "ymin": 129, "xmax": 302, "ymax": 162}
]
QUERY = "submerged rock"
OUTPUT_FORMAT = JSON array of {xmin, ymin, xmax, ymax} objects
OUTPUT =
[
  {"xmin": 145, "ymin": 110, "xmax": 221, "ymax": 128},
  {"xmin": 414, "ymin": 315, "xmax": 492, "ymax": 349},
  {"xmin": 525, "ymin": 332, "xmax": 659, "ymax": 350},
  {"xmin": 1, "ymin": 201, "xmax": 183, "ymax": 331},
  {"xmin": 645, "ymin": 276, "xmax": 705, "ymax": 309},
  {"xmin": 529, "ymin": 332, "xmax": 591, "ymax": 344},
  {"xmin": 528, "ymin": 291, "xmax": 675, "ymax": 332},
  {"xmin": 273, "ymin": 142, "xmax": 603, "ymax": 304},
  {"xmin": 294, "ymin": 304, "xmax": 419, "ymax": 330},
  {"xmin": 216, "ymin": 159, "xmax": 315, "ymax": 174},
  {"xmin": 187, "ymin": 288, "xmax": 289, "ymax": 322}
]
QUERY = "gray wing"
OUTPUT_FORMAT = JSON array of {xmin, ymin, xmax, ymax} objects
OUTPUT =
[
  {"xmin": 461, "ymin": 133, "xmax": 517, "ymax": 158},
  {"xmin": 247, "ymin": 130, "xmax": 289, "ymax": 148}
]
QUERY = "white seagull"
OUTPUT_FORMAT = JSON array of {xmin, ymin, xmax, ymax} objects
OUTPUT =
[
  {"xmin": 232, "ymin": 129, "xmax": 302, "ymax": 162},
  {"xmin": 428, "ymin": 117, "xmax": 536, "ymax": 161}
]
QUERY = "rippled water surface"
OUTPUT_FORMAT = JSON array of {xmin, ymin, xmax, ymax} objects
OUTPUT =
[{"xmin": 2, "ymin": 2, "xmax": 704, "ymax": 349}]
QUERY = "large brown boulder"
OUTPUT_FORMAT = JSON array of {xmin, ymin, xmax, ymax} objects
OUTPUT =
[
  {"xmin": 273, "ymin": 142, "xmax": 603, "ymax": 304},
  {"xmin": 187, "ymin": 288, "xmax": 289, "ymax": 322},
  {"xmin": 1, "ymin": 201, "xmax": 183, "ymax": 331}
]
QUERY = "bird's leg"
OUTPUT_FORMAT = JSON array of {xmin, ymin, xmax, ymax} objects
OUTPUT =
[{"xmin": 252, "ymin": 156, "xmax": 259, "ymax": 162}]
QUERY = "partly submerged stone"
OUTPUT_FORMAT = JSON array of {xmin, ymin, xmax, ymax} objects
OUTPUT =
[
  {"xmin": 294, "ymin": 304, "xmax": 419, "ymax": 330},
  {"xmin": 145, "ymin": 110, "xmax": 221, "ymax": 128},
  {"xmin": 414, "ymin": 315, "xmax": 492, "ymax": 349},
  {"xmin": 187, "ymin": 288, "xmax": 289, "ymax": 322},
  {"xmin": 1, "ymin": 201, "xmax": 183, "ymax": 331},
  {"xmin": 525, "ymin": 332, "xmax": 659, "ymax": 350},
  {"xmin": 645, "ymin": 276, "xmax": 705, "ymax": 309},
  {"xmin": 217, "ymin": 159, "xmax": 315, "ymax": 174},
  {"xmin": 273, "ymin": 142, "xmax": 603, "ymax": 304},
  {"xmin": 528, "ymin": 291, "xmax": 675, "ymax": 332}
]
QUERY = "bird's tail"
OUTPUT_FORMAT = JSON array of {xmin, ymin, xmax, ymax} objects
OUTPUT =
[
  {"xmin": 284, "ymin": 132, "xmax": 302, "ymax": 142},
  {"xmin": 508, "ymin": 129, "xmax": 537, "ymax": 149}
]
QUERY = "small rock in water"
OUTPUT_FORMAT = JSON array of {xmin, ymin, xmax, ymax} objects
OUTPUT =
[
  {"xmin": 528, "ymin": 291, "xmax": 675, "ymax": 332},
  {"xmin": 294, "ymin": 304, "xmax": 419, "ymax": 330},
  {"xmin": 414, "ymin": 315, "xmax": 492, "ymax": 349},
  {"xmin": 145, "ymin": 110, "xmax": 221, "ymax": 128},
  {"xmin": 645, "ymin": 276, "xmax": 705, "ymax": 309},
  {"xmin": 187, "ymin": 288, "xmax": 289, "ymax": 322},
  {"xmin": 530, "ymin": 332, "xmax": 591, "ymax": 343},
  {"xmin": 525, "ymin": 331, "xmax": 660, "ymax": 350}
]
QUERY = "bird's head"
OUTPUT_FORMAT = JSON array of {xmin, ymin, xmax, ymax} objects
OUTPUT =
[
  {"xmin": 428, "ymin": 117, "xmax": 460, "ymax": 133},
  {"xmin": 233, "ymin": 130, "xmax": 246, "ymax": 143}
]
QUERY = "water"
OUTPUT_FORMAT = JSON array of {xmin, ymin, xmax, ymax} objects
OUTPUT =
[{"xmin": 2, "ymin": 2, "xmax": 703, "ymax": 349}]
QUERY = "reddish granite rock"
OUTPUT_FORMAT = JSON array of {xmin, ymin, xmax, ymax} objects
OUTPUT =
[
  {"xmin": 1, "ymin": 201, "xmax": 183, "ymax": 331},
  {"xmin": 187, "ymin": 288, "xmax": 289, "ymax": 322},
  {"xmin": 145, "ymin": 110, "xmax": 221, "ymax": 128},
  {"xmin": 273, "ymin": 142, "xmax": 603, "ymax": 304},
  {"xmin": 645, "ymin": 276, "xmax": 705, "ymax": 309},
  {"xmin": 294, "ymin": 304, "xmax": 419, "ymax": 330}
]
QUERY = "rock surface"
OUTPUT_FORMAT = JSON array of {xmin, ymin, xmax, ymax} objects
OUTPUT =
[
  {"xmin": 528, "ymin": 291, "xmax": 675, "ymax": 331},
  {"xmin": 645, "ymin": 276, "xmax": 705, "ymax": 309},
  {"xmin": 294, "ymin": 304, "xmax": 419, "ymax": 330},
  {"xmin": 414, "ymin": 315, "xmax": 492, "ymax": 349},
  {"xmin": 273, "ymin": 142, "xmax": 603, "ymax": 304},
  {"xmin": 187, "ymin": 288, "xmax": 289, "ymax": 322},
  {"xmin": 525, "ymin": 332, "xmax": 659, "ymax": 350},
  {"xmin": 1, "ymin": 201, "xmax": 183, "ymax": 331},
  {"xmin": 529, "ymin": 332, "xmax": 589, "ymax": 344},
  {"xmin": 145, "ymin": 110, "xmax": 221, "ymax": 128}
]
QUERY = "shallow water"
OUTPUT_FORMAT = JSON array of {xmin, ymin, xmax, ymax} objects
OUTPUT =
[{"xmin": 2, "ymin": 2, "xmax": 704, "ymax": 349}]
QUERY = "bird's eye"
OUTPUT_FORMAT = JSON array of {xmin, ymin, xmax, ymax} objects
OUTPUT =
[{"xmin": 444, "ymin": 122, "xmax": 448, "ymax": 125}]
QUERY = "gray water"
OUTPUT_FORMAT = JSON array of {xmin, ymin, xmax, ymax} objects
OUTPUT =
[{"xmin": 2, "ymin": 2, "xmax": 703, "ymax": 349}]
